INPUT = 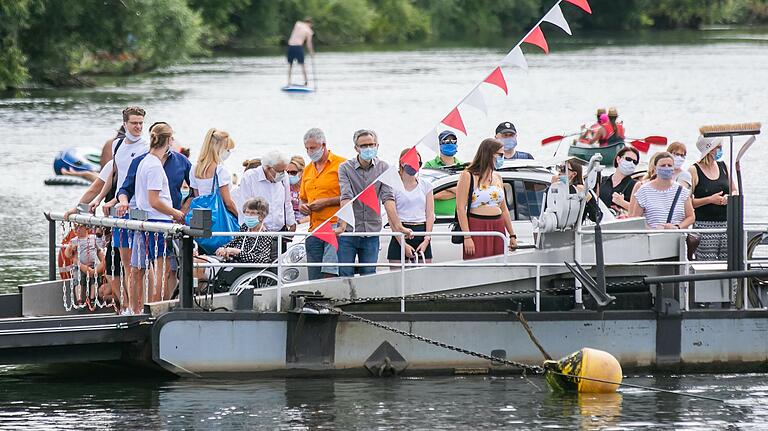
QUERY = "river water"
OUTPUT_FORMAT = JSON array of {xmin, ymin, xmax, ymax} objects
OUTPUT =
[{"xmin": 1, "ymin": 28, "xmax": 768, "ymax": 428}]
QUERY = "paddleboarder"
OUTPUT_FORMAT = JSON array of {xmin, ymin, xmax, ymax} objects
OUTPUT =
[{"xmin": 286, "ymin": 17, "xmax": 315, "ymax": 87}]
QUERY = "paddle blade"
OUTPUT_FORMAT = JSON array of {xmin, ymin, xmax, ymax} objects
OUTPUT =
[
  {"xmin": 644, "ymin": 135, "xmax": 667, "ymax": 145},
  {"xmin": 631, "ymin": 140, "xmax": 651, "ymax": 153},
  {"xmin": 542, "ymin": 135, "xmax": 565, "ymax": 145}
]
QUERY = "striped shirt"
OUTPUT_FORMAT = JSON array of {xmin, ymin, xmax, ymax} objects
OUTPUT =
[{"xmin": 635, "ymin": 183, "xmax": 690, "ymax": 228}]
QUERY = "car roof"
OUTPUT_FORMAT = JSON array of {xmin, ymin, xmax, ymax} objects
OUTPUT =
[{"xmin": 421, "ymin": 156, "xmax": 579, "ymax": 184}]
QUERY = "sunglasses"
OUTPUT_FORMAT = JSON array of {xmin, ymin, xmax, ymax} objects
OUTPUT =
[
  {"xmin": 286, "ymin": 170, "xmax": 299, "ymax": 175},
  {"xmin": 622, "ymin": 156, "xmax": 639, "ymax": 165},
  {"xmin": 440, "ymin": 139, "xmax": 457, "ymax": 145}
]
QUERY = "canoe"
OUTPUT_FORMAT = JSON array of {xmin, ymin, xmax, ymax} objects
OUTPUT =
[{"xmin": 567, "ymin": 142, "xmax": 624, "ymax": 166}]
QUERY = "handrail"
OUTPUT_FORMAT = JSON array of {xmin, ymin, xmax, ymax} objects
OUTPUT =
[{"xmin": 46, "ymin": 212, "xmax": 197, "ymax": 236}]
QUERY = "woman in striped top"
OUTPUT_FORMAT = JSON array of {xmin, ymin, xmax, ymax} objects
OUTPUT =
[{"xmin": 629, "ymin": 152, "xmax": 695, "ymax": 229}]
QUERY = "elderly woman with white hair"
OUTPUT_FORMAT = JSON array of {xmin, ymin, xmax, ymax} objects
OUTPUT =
[{"xmin": 233, "ymin": 150, "xmax": 297, "ymax": 236}]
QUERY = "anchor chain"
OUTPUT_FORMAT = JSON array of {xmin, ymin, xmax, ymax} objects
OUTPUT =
[
  {"xmin": 309, "ymin": 302, "xmax": 545, "ymax": 374},
  {"xmin": 330, "ymin": 286, "xmax": 577, "ymax": 304}
]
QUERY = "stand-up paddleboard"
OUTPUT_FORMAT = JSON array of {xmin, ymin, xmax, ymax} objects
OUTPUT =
[{"xmin": 281, "ymin": 84, "xmax": 314, "ymax": 93}]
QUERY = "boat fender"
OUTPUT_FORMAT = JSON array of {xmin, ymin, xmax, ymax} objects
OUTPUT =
[{"xmin": 543, "ymin": 347, "xmax": 622, "ymax": 393}]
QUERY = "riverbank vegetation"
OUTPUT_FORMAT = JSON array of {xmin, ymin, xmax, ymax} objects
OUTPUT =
[{"xmin": 2, "ymin": 0, "xmax": 767, "ymax": 90}]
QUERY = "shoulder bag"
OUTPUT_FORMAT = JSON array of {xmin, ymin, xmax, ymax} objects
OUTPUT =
[{"xmin": 185, "ymin": 170, "xmax": 241, "ymax": 254}]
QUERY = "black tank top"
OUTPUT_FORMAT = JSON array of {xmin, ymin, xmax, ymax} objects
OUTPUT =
[{"xmin": 693, "ymin": 161, "xmax": 729, "ymax": 222}]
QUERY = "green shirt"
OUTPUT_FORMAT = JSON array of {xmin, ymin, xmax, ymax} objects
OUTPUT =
[{"xmin": 423, "ymin": 155, "xmax": 461, "ymax": 216}]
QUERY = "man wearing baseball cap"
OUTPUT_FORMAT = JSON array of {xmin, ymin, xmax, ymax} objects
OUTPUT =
[
  {"xmin": 424, "ymin": 130, "xmax": 462, "ymax": 169},
  {"xmin": 495, "ymin": 122, "xmax": 534, "ymax": 160}
]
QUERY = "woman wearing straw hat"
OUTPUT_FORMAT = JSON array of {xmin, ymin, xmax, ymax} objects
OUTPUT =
[{"xmin": 688, "ymin": 136, "xmax": 733, "ymax": 260}]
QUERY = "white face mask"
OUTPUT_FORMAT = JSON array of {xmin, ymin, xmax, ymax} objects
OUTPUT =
[
  {"xmin": 220, "ymin": 150, "xmax": 231, "ymax": 161},
  {"xmin": 618, "ymin": 159, "xmax": 636, "ymax": 176},
  {"xmin": 274, "ymin": 171, "xmax": 286, "ymax": 183},
  {"xmin": 673, "ymin": 155, "xmax": 685, "ymax": 169}
]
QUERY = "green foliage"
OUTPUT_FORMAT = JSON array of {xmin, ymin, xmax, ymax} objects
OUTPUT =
[
  {"xmin": 368, "ymin": 0, "xmax": 430, "ymax": 44},
  {"xmin": 0, "ymin": 0, "xmax": 36, "ymax": 90},
  {"xmin": 188, "ymin": 0, "xmax": 250, "ymax": 46}
]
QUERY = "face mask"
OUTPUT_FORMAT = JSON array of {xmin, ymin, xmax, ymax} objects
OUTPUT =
[
  {"xmin": 220, "ymin": 150, "xmax": 231, "ymax": 162},
  {"xmin": 244, "ymin": 215, "xmax": 260, "ymax": 228},
  {"xmin": 274, "ymin": 171, "xmax": 286, "ymax": 183},
  {"xmin": 289, "ymin": 174, "xmax": 300, "ymax": 185},
  {"xmin": 618, "ymin": 159, "xmax": 636, "ymax": 176},
  {"xmin": 440, "ymin": 143, "xmax": 458, "ymax": 157},
  {"xmin": 494, "ymin": 155, "xmax": 504, "ymax": 170},
  {"xmin": 181, "ymin": 188, "xmax": 190, "ymax": 201},
  {"xmin": 673, "ymin": 155, "xmax": 685, "ymax": 169},
  {"xmin": 402, "ymin": 165, "xmax": 418, "ymax": 176},
  {"xmin": 501, "ymin": 137, "xmax": 517, "ymax": 151},
  {"xmin": 359, "ymin": 147, "xmax": 377, "ymax": 161},
  {"xmin": 124, "ymin": 131, "xmax": 142, "ymax": 143},
  {"xmin": 559, "ymin": 175, "xmax": 568, "ymax": 184},
  {"xmin": 308, "ymin": 146, "xmax": 324, "ymax": 163},
  {"xmin": 656, "ymin": 166, "xmax": 675, "ymax": 180},
  {"xmin": 714, "ymin": 148, "xmax": 723, "ymax": 161}
]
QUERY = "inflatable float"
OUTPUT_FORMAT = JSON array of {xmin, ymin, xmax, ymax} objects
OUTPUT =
[{"xmin": 45, "ymin": 147, "xmax": 101, "ymax": 186}]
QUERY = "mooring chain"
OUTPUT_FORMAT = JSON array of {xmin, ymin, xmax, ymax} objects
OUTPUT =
[
  {"xmin": 309, "ymin": 302, "xmax": 545, "ymax": 374},
  {"xmin": 330, "ymin": 286, "xmax": 577, "ymax": 305}
]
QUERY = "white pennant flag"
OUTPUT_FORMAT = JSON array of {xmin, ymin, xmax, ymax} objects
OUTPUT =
[
  {"xmin": 416, "ymin": 127, "xmax": 440, "ymax": 152},
  {"xmin": 377, "ymin": 165, "xmax": 405, "ymax": 194},
  {"xmin": 415, "ymin": 142, "xmax": 437, "ymax": 161},
  {"xmin": 336, "ymin": 202, "xmax": 355, "ymax": 228},
  {"xmin": 463, "ymin": 86, "xmax": 487, "ymax": 115},
  {"xmin": 501, "ymin": 46, "xmax": 528, "ymax": 70},
  {"xmin": 543, "ymin": 4, "xmax": 572, "ymax": 35}
]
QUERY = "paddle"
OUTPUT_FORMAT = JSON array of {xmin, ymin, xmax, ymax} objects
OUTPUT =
[
  {"xmin": 541, "ymin": 132, "xmax": 580, "ymax": 145},
  {"xmin": 626, "ymin": 135, "xmax": 667, "ymax": 145},
  {"xmin": 311, "ymin": 54, "xmax": 318, "ymax": 91}
]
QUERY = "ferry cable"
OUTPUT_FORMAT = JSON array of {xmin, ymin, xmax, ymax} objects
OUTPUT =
[
  {"xmin": 328, "ymin": 286, "xmax": 578, "ymax": 304},
  {"xmin": 307, "ymin": 302, "xmax": 545, "ymax": 374}
]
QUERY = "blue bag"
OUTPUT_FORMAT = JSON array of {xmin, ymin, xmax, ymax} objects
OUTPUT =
[{"xmin": 185, "ymin": 170, "xmax": 240, "ymax": 254}]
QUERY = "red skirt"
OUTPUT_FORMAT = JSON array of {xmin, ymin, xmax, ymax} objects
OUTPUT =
[{"xmin": 464, "ymin": 213, "xmax": 506, "ymax": 260}]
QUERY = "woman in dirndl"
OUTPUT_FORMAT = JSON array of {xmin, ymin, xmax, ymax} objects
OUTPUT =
[
  {"xmin": 455, "ymin": 138, "xmax": 517, "ymax": 260},
  {"xmin": 689, "ymin": 136, "xmax": 732, "ymax": 260}
]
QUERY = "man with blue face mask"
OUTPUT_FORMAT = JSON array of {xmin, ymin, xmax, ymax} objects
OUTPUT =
[
  {"xmin": 424, "ymin": 130, "xmax": 462, "ymax": 169},
  {"xmin": 495, "ymin": 122, "xmax": 534, "ymax": 160},
  {"xmin": 336, "ymin": 129, "xmax": 412, "ymax": 277}
]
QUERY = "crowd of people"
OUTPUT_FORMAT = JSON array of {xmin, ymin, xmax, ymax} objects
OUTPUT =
[{"xmin": 61, "ymin": 105, "xmax": 731, "ymax": 314}]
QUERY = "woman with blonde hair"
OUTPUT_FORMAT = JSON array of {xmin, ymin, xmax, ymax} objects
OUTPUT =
[
  {"xmin": 287, "ymin": 155, "xmax": 308, "ymax": 224},
  {"xmin": 456, "ymin": 138, "xmax": 517, "ymax": 260},
  {"xmin": 189, "ymin": 128, "xmax": 238, "ymax": 216}
]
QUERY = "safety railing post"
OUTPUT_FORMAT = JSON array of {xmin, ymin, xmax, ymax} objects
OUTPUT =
[
  {"xmin": 179, "ymin": 235, "xmax": 194, "ymax": 309},
  {"xmin": 47, "ymin": 216, "xmax": 56, "ymax": 281},
  {"xmin": 535, "ymin": 264, "xmax": 541, "ymax": 312},
  {"xmin": 277, "ymin": 233, "xmax": 283, "ymax": 312},
  {"xmin": 400, "ymin": 232, "xmax": 405, "ymax": 313},
  {"xmin": 679, "ymin": 235, "xmax": 690, "ymax": 311},
  {"xmin": 574, "ymin": 230, "xmax": 583, "ymax": 308}
]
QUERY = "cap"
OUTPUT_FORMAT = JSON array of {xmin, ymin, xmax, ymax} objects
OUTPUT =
[
  {"xmin": 596, "ymin": 108, "xmax": 606, "ymax": 116},
  {"xmin": 495, "ymin": 122, "xmax": 517, "ymax": 135},
  {"xmin": 696, "ymin": 135, "xmax": 723, "ymax": 161},
  {"xmin": 438, "ymin": 130, "xmax": 457, "ymax": 143},
  {"xmin": 608, "ymin": 107, "xmax": 618, "ymax": 117}
]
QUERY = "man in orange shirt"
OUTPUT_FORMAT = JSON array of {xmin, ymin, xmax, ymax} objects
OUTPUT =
[{"xmin": 299, "ymin": 128, "xmax": 345, "ymax": 279}]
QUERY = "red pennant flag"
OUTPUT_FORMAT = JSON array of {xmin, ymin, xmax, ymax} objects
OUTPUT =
[
  {"xmin": 564, "ymin": 0, "xmax": 592, "ymax": 14},
  {"xmin": 311, "ymin": 221, "xmax": 338, "ymax": 250},
  {"xmin": 441, "ymin": 107, "xmax": 467, "ymax": 135},
  {"xmin": 631, "ymin": 140, "xmax": 651, "ymax": 153},
  {"xmin": 484, "ymin": 67, "xmax": 508, "ymax": 95},
  {"xmin": 523, "ymin": 26, "xmax": 549, "ymax": 54},
  {"xmin": 358, "ymin": 184, "xmax": 380, "ymax": 215},
  {"xmin": 400, "ymin": 146, "xmax": 420, "ymax": 173}
]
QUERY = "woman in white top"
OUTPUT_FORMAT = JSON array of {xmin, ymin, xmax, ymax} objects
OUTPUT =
[
  {"xmin": 131, "ymin": 124, "xmax": 184, "ymax": 313},
  {"xmin": 388, "ymin": 148, "xmax": 435, "ymax": 264},
  {"xmin": 629, "ymin": 151, "xmax": 695, "ymax": 229},
  {"xmin": 189, "ymin": 128, "xmax": 238, "ymax": 217}
]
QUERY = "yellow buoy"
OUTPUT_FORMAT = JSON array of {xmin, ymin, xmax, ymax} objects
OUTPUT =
[{"xmin": 543, "ymin": 347, "xmax": 623, "ymax": 393}]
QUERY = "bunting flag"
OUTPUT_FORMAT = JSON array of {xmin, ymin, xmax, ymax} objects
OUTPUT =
[
  {"xmin": 416, "ymin": 128, "xmax": 440, "ymax": 152},
  {"xmin": 483, "ymin": 67, "xmax": 508, "ymax": 95},
  {"xmin": 543, "ymin": 4, "xmax": 572, "ymax": 35},
  {"xmin": 311, "ymin": 221, "xmax": 338, "ymax": 250},
  {"xmin": 378, "ymin": 164, "xmax": 406, "ymax": 193},
  {"xmin": 564, "ymin": 0, "xmax": 592, "ymax": 14},
  {"xmin": 400, "ymin": 146, "xmax": 421, "ymax": 173},
  {"xmin": 336, "ymin": 202, "xmax": 355, "ymax": 228},
  {"xmin": 501, "ymin": 46, "xmax": 528, "ymax": 70},
  {"xmin": 463, "ymin": 87, "xmax": 487, "ymax": 114},
  {"xmin": 358, "ymin": 184, "xmax": 381, "ymax": 215},
  {"xmin": 441, "ymin": 107, "xmax": 467, "ymax": 135},
  {"xmin": 523, "ymin": 26, "xmax": 549, "ymax": 54}
]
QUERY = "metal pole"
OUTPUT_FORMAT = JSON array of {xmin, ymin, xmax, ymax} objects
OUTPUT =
[
  {"xmin": 574, "ymin": 230, "xmax": 583, "ymax": 308},
  {"xmin": 594, "ymin": 222, "xmax": 607, "ymax": 297},
  {"xmin": 180, "ymin": 235, "xmax": 194, "ymax": 309},
  {"xmin": 535, "ymin": 265, "xmax": 541, "ymax": 312},
  {"xmin": 48, "ymin": 218, "xmax": 56, "ymax": 281},
  {"xmin": 400, "ymin": 232, "xmax": 405, "ymax": 313},
  {"xmin": 276, "ymin": 234, "xmax": 283, "ymax": 312}
]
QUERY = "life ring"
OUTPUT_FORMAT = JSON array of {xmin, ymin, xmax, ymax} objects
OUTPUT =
[{"xmin": 58, "ymin": 229, "xmax": 78, "ymax": 279}]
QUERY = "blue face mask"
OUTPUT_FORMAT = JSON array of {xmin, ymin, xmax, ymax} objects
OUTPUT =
[
  {"xmin": 440, "ymin": 143, "xmax": 458, "ymax": 157},
  {"xmin": 501, "ymin": 137, "xmax": 517, "ymax": 151},
  {"xmin": 656, "ymin": 166, "xmax": 675, "ymax": 180},
  {"xmin": 244, "ymin": 215, "xmax": 260, "ymax": 228},
  {"xmin": 289, "ymin": 174, "xmax": 300, "ymax": 185},
  {"xmin": 359, "ymin": 147, "xmax": 378, "ymax": 161},
  {"xmin": 714, "ymin": 148, "xmax": 723, "ymax": 161},
  {"xmin": 494, "ymin": 155, "xmax": 504, "ymax": 170}
]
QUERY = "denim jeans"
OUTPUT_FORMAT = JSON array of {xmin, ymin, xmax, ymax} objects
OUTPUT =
[
  {"xmin": 337, "ymin": 236, "xmax": 380, "ymax": 277},
  {"xmin": 305, "ymin": 235, "xmax": 338, "ymax": 280}
]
